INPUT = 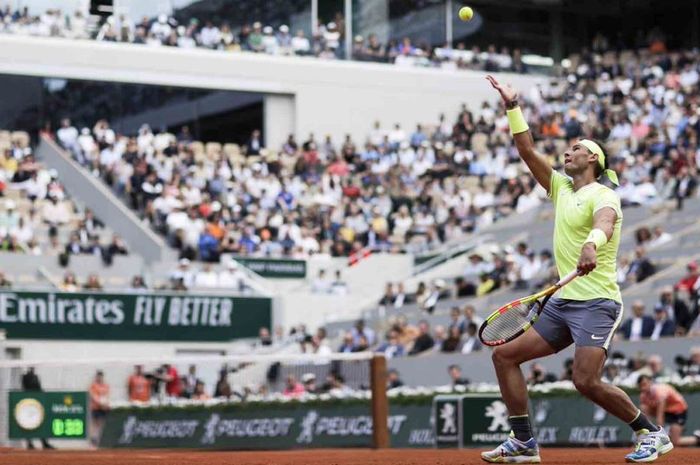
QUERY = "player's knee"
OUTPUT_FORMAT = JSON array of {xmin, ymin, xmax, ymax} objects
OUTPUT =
[
  {"xmin": 492, "ymin": 346, "xmax": 514, "ymax": 366},
  {"xmin": 572, "ymin": 372, "xmax": 599, "ymax": 396}
]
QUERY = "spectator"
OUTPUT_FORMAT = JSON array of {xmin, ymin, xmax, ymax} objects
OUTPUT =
[
  {"xmin": 648, "ymin": 226, "xmax": 672, "ymax": 248},
  {"xmin": 351, "ymin": 319, "xmax": 375, "ymax": 347},
  {"xmin": 128, "ymin": 275, "xmax": 148, "ymax": 292},
  {"xmin": 375, "ymin": 329, "xmax": 405, "ymax": 358},
  {"xmin": 409, "ymin": 320, "xmax": 435, "ymax": 355},
  {"xmin": 311, "ymin": 269, "xmax": 332, "ymax": 294},
  {"xmin": 656, "ymin": 286, "xmax": 693, "ymax": 333},
  {"xmin": 218, "ymin": 261, "xmax": 246, "ymax": 291},
  {"xmin": 214, "ymin": 367, "xmax": 232, "ymax": 398},
  {"xmin": 527, "ymin": 362, "xmax": 556, "ymax": 385},
  {"xmin": 448, "ymin": 364, "xmax": 470, "ymax": 387},
  {"xmin": 461, "ymin": 322, "xmax": 483, "ymax": 354},
  {"xmin": 258, "ymin": 327, "xmax": 273, "ymax": 346},
  {"xmin": 83, "ymin": 273, "xmax": 103, "ymax": 291},
  {"xmin": 338, "ymin": 332, "xmax": 355, "ymax": 353},
  {"xmin": 191, "ymin": 381, "xmax": 211, "ymax": 401},
  {"xmin": 447, "ymin": 306, "xmax": 465, "ymax": 334},
  {"xmin": 463, "ymin": 304, "xmax": 484, "ymax": 327},
  {"xmin": 330, "ymin": 270, "xmax": 348, "ymax": 295},
  {"xmin": 386, "ymin": 369, "xmax": 404, "ymax": 389},
  {"xmin": 283, "ymin": 374, "xmax": 305, "ymax": 397},
  {"xmin": 170, "ymin": 258, "xmax": 195, "ymax": 288},
  {"xmin": 127, "ymin": 365, "xmax": 151, "ymax": 402},
  {"xmin": 619, "ymin": 300, "xmax": 655, "ymax": 340},
  {"xmin": 626, "ymin": 246, "xmax": 656, "ymax": 283},
  {"xmin": 182, "ymin": 365, "xmax": 198, "ymax": 398},
  {"xmin": 676, "ymin": 261, "xmax": 699, "ymax": 295},
  {"xmin": 88, "ymin": 370, "xmax": 109, "ymax": 446},
  {"xmin": 0, "ymin": 271, "xmax": 12, "ymax": 288},
  {"xmin": 441, "ymin": 325, "xmax": 462, "ymax": 353},
  {"xmin": 651, "ymin": 305, "xmax": 676, "ymax": 340},
  {"xmin": 21, "ymin": 367, "xmax": 54, "ymax": 449},
  {"xmin": 194, "ymin": 263, "xmax": 218, "ymax": 288},
  {"xmin": 302, "ymin": 373, "xmax": 319, "ymax": 394},
  {"xmin": 162, "ymin": 363, "xmax": 182, "ymax": 398},
  {"xmin": 60, "ymin": 272, "xmax": 79, "ymax": 292}
]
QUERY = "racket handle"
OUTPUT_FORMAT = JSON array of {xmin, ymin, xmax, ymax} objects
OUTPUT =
[{"xmin": 555, "ymin": 269, "xmax": 580, "ymax": 288}]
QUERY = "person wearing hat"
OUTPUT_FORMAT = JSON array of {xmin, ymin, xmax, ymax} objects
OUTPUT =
[
  {"xmin": 247, "ymin": 21, "xmax": 264, "ymax": 52},
  {"xmin": 301, "ymin": 373, "xmax": 318, "ymax": 394},
  {"xmin": 484, "ymin": 76, "xmax": 671, "ymax": 464},
  {"xmin": 277, "ymin": 24, "xmax": 291, "ymax": 53}
]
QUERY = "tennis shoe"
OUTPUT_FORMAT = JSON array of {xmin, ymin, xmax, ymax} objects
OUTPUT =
[
  {"xmin": 625, "ymin": 428, "xmax": 673, "ymax": 463},
  {"xmin": 481, "ymin": 432, "xmax": 541, "ymax": 463}
]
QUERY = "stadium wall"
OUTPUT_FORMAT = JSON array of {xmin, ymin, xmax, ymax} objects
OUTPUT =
[{"xmin": 0, "ymin": 35, "xmax": 545, "ymax": 149}]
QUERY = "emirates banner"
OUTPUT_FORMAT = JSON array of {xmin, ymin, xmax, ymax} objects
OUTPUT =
[{"xmin": 0, "ymin": 290, "xmax": 271, "ymax": 341}]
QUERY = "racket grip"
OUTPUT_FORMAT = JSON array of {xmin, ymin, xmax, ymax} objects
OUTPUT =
[{"xmin": 556, "ymin": 269, "xmax": 580, "ymax": 287}]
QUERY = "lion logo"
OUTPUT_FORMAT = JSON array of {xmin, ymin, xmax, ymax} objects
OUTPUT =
[
  {"xmin": 296, "ymin": 410, "xmax": 318, "ymax": 444},
  {"xmin": 439, "ymin": 402, "xmax": 457, "ymax": 434},
  {"xmin": 485, "ymin": 400, "xmax": 510, "ymax": 432}
]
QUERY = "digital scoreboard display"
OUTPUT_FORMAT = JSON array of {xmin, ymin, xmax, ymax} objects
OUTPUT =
[{"xmin": 9, "ymin": 391, "xmax": 88, "ymax": 440}]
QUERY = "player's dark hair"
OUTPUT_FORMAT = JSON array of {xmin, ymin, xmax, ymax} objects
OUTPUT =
[{"xmin": 588, "ymin": 138, "xmax": 609, "ymax": 177}]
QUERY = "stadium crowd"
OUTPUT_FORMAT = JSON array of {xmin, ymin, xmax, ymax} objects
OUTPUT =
[
  {"xmin": 49, "ymin": 42, "xmax": 699, "ymax": 267},
  {"xmin": 0, "ymin": 6, "xmax": 527, "ymax": 73},
  {"xmin": 0, "ymin": 131, "xmax": 129, "ymax": 266}
]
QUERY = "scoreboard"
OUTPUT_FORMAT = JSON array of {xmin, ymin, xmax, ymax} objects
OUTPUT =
[{"xmin": 9, "ymin": 391, "xmax": 88, "ymax": 439}]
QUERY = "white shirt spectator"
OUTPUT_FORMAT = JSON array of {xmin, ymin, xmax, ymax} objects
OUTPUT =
[
  {"xmin": 291, "ymin": 31, "xmax": 310, "ymax": 54},
  {"xmin": 194, "ymin": 267, "xmax": 219, "ymax": 288},
  {"xmin": 200, "ymin": 24, "xmax": 221, "ymax": 48},
  {"xmin": 218, "ymin": 264, "xmax": 246, "ymax": 290},
  {"xmin": 57, "ymin": 124, "xmax": 78, "ymax": 149},
  {"xmin": 41, "ymin": 200, "xmax": 70, "ymax": 225},
  {"xmin": 150, "ymin": 15, "xmax": 171, "ymax": 41}
]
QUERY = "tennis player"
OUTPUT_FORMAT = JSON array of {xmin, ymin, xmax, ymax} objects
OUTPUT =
[{"xmin": 480, "ymin": 75, "xmax": 672, "ymax": 464}]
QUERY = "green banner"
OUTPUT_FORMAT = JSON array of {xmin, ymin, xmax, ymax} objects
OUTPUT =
[
  {"xmin": 99, "ymin": 401, "xmax": 434, "ymax": 449},
  {"xmin": 0, "ymin": 290, "xmax": 271, "ymax": 341},
  {"xmin": 234, "ymin": 257, "xmax": 306, "ymax": 278},
  {"xmin": 452, "ymin": 392, "xmax": 700, "ymax": 447},
  {"xmin": 9, "ymin": 391, "xmax": 88, "ymax": 439}
]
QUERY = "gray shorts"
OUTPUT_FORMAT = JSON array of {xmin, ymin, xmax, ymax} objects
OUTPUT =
[{"xmin": 532, "ymin": 297, "xmax": 623, "ymax": 353}]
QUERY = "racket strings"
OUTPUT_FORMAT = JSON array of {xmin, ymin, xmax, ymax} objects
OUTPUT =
[{"xmin": 481, "ymin": 301, "xmax": 536, "ymax": 342}]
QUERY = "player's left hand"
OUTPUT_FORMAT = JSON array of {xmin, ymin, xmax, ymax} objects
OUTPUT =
[{"xmin": 577, "ymin": 243, "xmax": 597, "ymax": 275}]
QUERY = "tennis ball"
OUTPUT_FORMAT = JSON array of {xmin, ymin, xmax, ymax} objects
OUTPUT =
[{"xmin": 458, "ymin": 6, "xmax": 473, "ymax": 21}]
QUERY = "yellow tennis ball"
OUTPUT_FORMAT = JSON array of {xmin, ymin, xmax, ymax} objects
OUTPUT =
[{"xmin": 459, "ymin": 6, "xmax": 473, "ymax": 21}]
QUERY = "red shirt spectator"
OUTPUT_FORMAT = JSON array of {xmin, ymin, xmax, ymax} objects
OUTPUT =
[
  {"xmin": 676, "ymin": 262, "xmax": 699, "ymax": 293},
  {"xmin": 328, "ymin": 158, "xmax": 350, "ymax": 177},
  {"xmin": 282, "ymin": 375, "xmax": 305, "ymax": 397},
  {"xmin": 164, "ymin": 365, "xmax": 182, "ymax": 397}
]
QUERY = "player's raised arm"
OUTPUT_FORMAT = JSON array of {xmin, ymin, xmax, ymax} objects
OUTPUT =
[{"xmin": 486, "ymin": 75, "xmax": 552, "ymax": 192}]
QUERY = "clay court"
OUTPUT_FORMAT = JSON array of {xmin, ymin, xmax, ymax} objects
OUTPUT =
[{"xmin": 0, "ymin": 448, "xmax": 696, "ymax": 465}]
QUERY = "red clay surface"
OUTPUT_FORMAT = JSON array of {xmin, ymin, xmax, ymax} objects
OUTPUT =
[{"xmin": 0, "ymin": 448, "xmax": 697, "ymax": 465}]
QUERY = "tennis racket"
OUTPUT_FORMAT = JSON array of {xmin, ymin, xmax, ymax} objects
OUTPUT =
[{"xmin": 478, "ymin": 269, "xmax": 580, "ymax": 347}]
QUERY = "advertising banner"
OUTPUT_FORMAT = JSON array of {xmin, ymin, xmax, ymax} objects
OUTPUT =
[
  {"xmin": 0, "ymin": 290, "xmax": 271, "ymax": 341},
  {"xmin": 234, "ymin": 257, "xmax": 306, "ymax": 279},
  {"xmin": 99, "ymin": 401, "xmax": 435, "ymax": 449}
]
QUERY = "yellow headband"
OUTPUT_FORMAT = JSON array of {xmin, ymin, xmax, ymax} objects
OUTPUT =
[{"xmin": 578, "ymin": 139, "xmax": 619, "ymax": 186}]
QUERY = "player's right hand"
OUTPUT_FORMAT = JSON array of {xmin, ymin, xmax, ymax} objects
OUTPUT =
[
  {"xmin": 577, "ymin": 243, "xmax": 598, "ymax": 275},
  {"xmin": 486, "ymin": 75, "xmax": 519, "ymax": 106}
]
